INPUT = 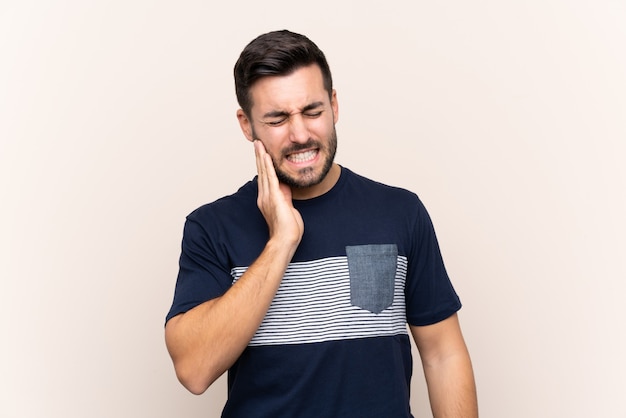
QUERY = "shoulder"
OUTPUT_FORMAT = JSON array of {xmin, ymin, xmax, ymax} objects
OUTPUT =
[
  {"xmin": 339, "ymin": 168, "xmax": 435, "ymax": 232},
  {"xmin": 342, "ymin": 167, "xmax": 421, "ymax": 205},
  {"xmin": 180, "ymin": 178, "xmax": 266, "ymax": 258},
  {"xmin": 187, "ymin": 179, "xmax": 258, "ymax": 222}
]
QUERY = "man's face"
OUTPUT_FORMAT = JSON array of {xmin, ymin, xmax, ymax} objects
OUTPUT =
[{"xmin": 238, "ymin": 64, "xmax": 339, "ymax": 196}]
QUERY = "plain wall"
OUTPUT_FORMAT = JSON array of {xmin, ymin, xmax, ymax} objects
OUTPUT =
[{"xmin": 1, "ymin": 1, "xmax": 624, "ymax": 417}]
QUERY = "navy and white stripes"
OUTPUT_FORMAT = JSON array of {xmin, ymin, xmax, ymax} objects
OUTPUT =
[{"xmin": 231, "ymin": 256, "xmax": 408, "ymax": 346}]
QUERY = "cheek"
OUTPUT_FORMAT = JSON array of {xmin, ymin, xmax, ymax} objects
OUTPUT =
[
  {"xmin": 310, "ymin": 119, "xmax": 334, "ymax": 137},
  {"xmin": 260, "ymin": 136, "xmax": 287, "ymax": 159}
]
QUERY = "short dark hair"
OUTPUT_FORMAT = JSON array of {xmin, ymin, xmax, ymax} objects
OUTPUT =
[{"xmin": 234, "ymin": 30, "xmax": 333, "ymax": 117}]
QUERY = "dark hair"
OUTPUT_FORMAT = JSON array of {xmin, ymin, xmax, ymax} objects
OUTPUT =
[{"xmin": 234, "ymin": 30, "xmax": 333, "ymax": 117}]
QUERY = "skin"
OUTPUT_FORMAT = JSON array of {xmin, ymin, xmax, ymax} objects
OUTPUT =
[
  {"xmin": 411, "ymin": 315, "xmax": 479, "ymax": 417},
  {"xmin": 165, "ymin": 64, "xmax": 478, "ymax": 416}
]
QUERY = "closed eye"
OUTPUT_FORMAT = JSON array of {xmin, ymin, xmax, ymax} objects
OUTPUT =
[
  {"xmin": 260, "ymin": 102, "xmax": 326, "ymax": 126},
  {"xmin": 264, "ymin": 118, "xmax": 287, "ymax": 127},
  {"xmin": 303, "ymin": 110, "xmax": 323, "ymax": 118}
]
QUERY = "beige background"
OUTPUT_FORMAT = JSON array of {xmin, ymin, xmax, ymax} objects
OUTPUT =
[{"xmin": 1, "ymin": 1, "xmax": 625, "ymax": 417}]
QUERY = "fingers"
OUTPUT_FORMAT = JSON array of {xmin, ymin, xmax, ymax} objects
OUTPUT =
[
  {"xmin": 253, "ymin": 140, "xmax": 303, "ymax": 245},
  {"xmin": 254, "ymin": 139, "xmax": 284, "ymax": 212},
  {"xmin": 254, "ymin": 140, "xmax": 279, "ymax": 192},
  {"xmin": 254, "ymin": 140, "xmax": 265, "ymax": 189},
  {"xmin": 254, "ymin": 140, "xmax": 274, "ymax": 212}
]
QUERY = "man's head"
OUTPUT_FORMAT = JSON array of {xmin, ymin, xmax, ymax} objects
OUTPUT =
[
  {"xmin": 234, "ymin": 30, "xmax": 340, "ymax": 199},
  {"xmin": 234, "ymin": 30, "xmax": 333, "ymax": 119}
]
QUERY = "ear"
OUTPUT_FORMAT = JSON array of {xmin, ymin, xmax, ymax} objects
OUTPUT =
[
  {"xmin": 330, "ymin": 89, "xmax": 339, "ymax": 124},
  {"xmin": 236, "ymin": 109, "xmax": 255, "ymax": 142}
]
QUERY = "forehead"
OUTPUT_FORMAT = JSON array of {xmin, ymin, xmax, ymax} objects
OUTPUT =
[{"xmin": 249, "ymin": 64, "xmax": 328, "ymax": 115}]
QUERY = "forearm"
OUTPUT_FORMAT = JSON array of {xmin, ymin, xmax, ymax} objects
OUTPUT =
[
  {"xmin": 165, "ymin": 238, "xmax": 297, "ymax": 394},
  {"xmin": 411, "ymin": 315, "xmax": 478, "ymax": 417},
  {"xmin": 423, "ymin": 349, "xmax": 478, "ymax": 418}
]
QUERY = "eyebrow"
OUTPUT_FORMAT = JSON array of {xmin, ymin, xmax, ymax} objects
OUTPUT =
[{"xmin": 262, "ymin": 101, "xmax": 325, "ymax": 119}]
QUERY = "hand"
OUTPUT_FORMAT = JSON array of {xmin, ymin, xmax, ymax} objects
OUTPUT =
[{"xmin": 254, "ymin": 140, "xmax": 304, "ymax": 247}]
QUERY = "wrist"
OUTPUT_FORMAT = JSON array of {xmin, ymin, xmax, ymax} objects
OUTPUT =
[{"xmin": 265, "ymin": 234, "xmax": 300, "ymax": 259}]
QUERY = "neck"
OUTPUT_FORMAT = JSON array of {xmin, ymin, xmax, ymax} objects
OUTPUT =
[{"xmin": 291, "ymin": 164, "xmax": 341, "ymax": 200}]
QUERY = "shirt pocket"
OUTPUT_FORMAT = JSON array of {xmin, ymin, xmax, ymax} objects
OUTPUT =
[{"xmin": 346, "ymin": 244, "xmax": 398, "ymax": 314}]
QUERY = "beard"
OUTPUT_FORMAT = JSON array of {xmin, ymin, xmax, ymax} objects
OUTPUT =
[{"xmin": 254, "ymin": 126, "xmax": 338, "ymax": 189}]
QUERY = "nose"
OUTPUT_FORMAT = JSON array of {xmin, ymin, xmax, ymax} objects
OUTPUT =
[{"xmin": 288, "ymin": 114, "xmax": 310, "ymax": 144}]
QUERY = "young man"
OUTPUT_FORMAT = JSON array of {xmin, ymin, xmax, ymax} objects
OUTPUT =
[{"xmin": 165, "ymin": 30, "xmax": 478, "ymax": 417}]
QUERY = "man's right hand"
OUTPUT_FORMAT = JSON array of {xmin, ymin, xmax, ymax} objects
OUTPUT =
[
  {"xmin": 165, "ymin": 141, "xmax": 305, "ymax": 396},
  {"xmin": 254, "ymin": 139, "xmax": 304, "ymax": 248}
]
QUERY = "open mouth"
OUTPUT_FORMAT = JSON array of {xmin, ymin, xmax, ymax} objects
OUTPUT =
[{"xmin": 287, "ymin": 149, "xmax": 318, "ymax": 164}]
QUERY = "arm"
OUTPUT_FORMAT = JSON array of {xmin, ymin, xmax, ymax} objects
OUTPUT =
[
  {"xmin": 165, "ymin": 140, "xmax": 304, "ymax": 395},
  {"xmin": 410, "ymin": 313, "xmax": 478, "ymax": 418}
]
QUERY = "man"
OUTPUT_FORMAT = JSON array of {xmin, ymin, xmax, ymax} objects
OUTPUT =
[{"xmin": 165, "ymin": 30, "xmax": 478, "ymax": 417}]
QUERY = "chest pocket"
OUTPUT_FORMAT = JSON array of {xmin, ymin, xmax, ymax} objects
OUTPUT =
[{"xmin": 346, "ymin": 244, "xmax": 398, "ymax": 314}]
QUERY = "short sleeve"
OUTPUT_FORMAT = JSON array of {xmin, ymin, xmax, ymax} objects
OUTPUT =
[
  {"xmin": 165, "ymin": 209, "xmax": 233, "ymax": 323},
  {"xmin": 404, "ymin": 197, "xmax": 461, "ymax": 326}
]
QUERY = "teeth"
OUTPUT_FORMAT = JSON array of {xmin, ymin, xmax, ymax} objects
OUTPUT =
[{"xmin": 288, "ymin": 150, "xmax": 317, "ymax": 163}]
